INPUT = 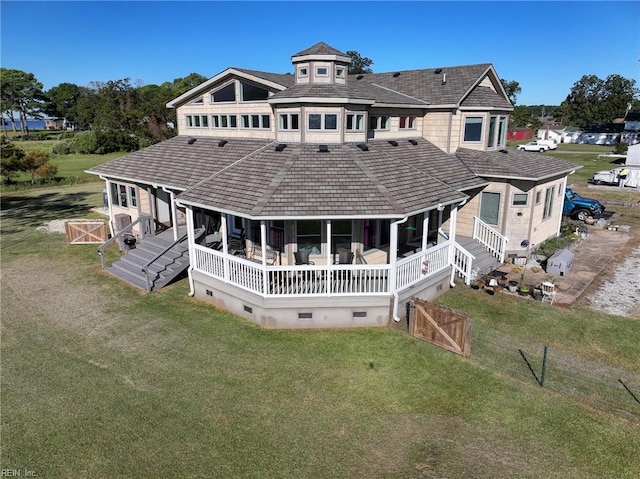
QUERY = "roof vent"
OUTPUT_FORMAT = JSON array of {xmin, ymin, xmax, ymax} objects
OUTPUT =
[
  {"xmin": 187, "ymin": 137, "xmax": 196, "ymax": 145},
  {"xmin": 275, "ymin": 143, "xmax": 287, "ymax": 152},
  {"xmin": 388, "ymin": 140, "xmax": 398, "ymax": 147},
  {"xmin": 357, "ymin": 143, "xmax": 369, "ymax": 151},
  {"xmin": 499, "ymin": 149, "xmax": 508, "ymax": 154},
  {"xmin": 318, "ymin": 144, "xmax": 329, "ymax": 153},
  {"xmin": 408, "ymin": 139, "xmax": 418, "ymax": 145},
  {"xmin": 356, "ymin": 75, "xmax": 364, "ymax": 80},
  {"xmin": 442, "ymin": 73, "xmax": 447, "ymax": 85},
  {"xmin": 434, "ymin": 68, "xmax": 442, "ymax": 74},
  {"xmin": 393, "ymin": 72, "xmax": 400, "ymax": 77},
  {"xmin": 218, "ymin": 140, "xmax": 228, "ymax": 147}
]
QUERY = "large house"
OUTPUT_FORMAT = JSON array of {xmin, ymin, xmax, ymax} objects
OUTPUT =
[{"xmin": 88, "ymin": 42, "xmax": 578, "ymax": 329}]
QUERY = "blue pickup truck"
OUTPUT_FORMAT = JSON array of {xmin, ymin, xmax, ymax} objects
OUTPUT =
[{"xmin": 563, "ymin": 188, "xmax": 605, "ymax": 221}]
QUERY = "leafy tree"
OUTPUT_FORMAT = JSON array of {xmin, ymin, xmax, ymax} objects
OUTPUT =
[
  {"xmin": 346, "ymin": 51, "xmax": 373, "ymax": 74},
  {"xmin": 0, "ymin": 136, "xmax": 25, "ymax": 182},
  {"xmin": 138, "ymin": 83, "xmax": 176, "ymax": 141},
  {"xmin": 170, "ymin": 73, "xmax": 208, "ymax": 96},
  {"xmin": 44, "ymin": 83, "xmax": 81, "ymax": 125},
  {"xmin": 22, "ymin": 150, "xmax": 51, "ymax": 184},
  {"xmin": 560, "ymin": 74, "xmax": 638, "ymax": 127},
  {"xmin": 511, "ymin": 105, "xmax": 541, "ymax": 129},
  {"xmin": 0, "ymin": 68, "xmax": 47, "ymax": 134},
  {"xmin": 500, "ymin": 79, "xmax": 521, "ymax": 105},
  {"xmin": 35, "ymin": 163, "xmax": 58, "ymax": 183}
]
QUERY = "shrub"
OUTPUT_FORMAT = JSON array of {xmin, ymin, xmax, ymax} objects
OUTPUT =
[
  {"xmin": 35, "ymin": 163, "xmax": 58, "ymax": 183},
  {"xmin": 95, "ymin": 130, "xmax": 139, "ymax": 153},
  {"xmin": 72, "ymin": 131, "xmax": 98, "ymax": 154},
  {"xmin": 51, "ymin": 139, "xmax": 74, "ymax": 155}
]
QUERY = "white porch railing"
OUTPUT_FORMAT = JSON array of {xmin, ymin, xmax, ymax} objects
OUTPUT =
[
  {"xmin": 472, "ymin": 217, "xmax": 509, "ymax": 263},
  {"xmin": 395, "ymin": 242, "xmax": 451, "ymax": 291},
  {"xmin": 192, "ymin": 243, "xmax": 452, "ymax": 297},
  {"xmin": 452, "ymin": 243, "xmax": 475, "ymax": 285}
]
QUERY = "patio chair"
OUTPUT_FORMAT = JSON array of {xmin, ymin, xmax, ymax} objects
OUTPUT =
[
  {"xmin": 541, "ymin": 281, "xmax": 557, "ymax": 305},
  {"xmin": 294, "ymin": 251, "xmax": 314, "ymax": 265},
  {"xmin": 336, "ymin": 250, "xmax": 354, "ymax": 264}
]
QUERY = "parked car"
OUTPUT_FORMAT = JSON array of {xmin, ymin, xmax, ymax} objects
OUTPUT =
[
  {"xmin": 536, "ymin": 139, "xmax": 557, "ymax": 150},
  {"xmin": 563, "ymin": 188, "xmax": 605, "ymax": 221},
  {"xmin": 517, "ymin": 141, "xmax": 548, "ymax": 152},
  {"xmin": 592, "ymin": 166, "xmax": 640, "ymax": 188}
]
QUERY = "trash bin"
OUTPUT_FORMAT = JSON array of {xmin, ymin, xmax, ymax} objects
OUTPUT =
[{"xmin": 546, "ymin": 248, "xmax": 574, "ymax": 276}]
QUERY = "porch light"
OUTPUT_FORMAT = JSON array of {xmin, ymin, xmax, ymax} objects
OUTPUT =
[{"xmin": 437, "ymin": 203, "xmax": 445, "ymax": 211}]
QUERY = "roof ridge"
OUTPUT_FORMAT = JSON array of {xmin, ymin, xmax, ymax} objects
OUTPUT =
[{"xmin": 250, "ymin": 145, "xmax": 300, "ymax": 216}]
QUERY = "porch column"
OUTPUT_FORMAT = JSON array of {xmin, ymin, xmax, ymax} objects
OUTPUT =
[
  {"xmin": 261, "ymin": 221, "xmax": 269, "ymax": 294},
  {"xmin": 185, "ymin": 206, "xmax": 196, "ymax": 296},
  {"xmin": 220, "ymin": 215, "xmax": 230, "ymax": 282},
  {"xmin": 326, "ymin": 220, "xmax": 332, "ymax": 267},
  {"xmin": 389, "ymin": 218, "xmax": 406, "ymax": 292},
  {"xmin": 422, "ymin": 214, "xmax": 430, "ymax": 251},
  {"xmin": 448, "ymin": 205, "xmax": 459, "ymax": 279},
  {"xmin": 147, "ymin": 186, "xmax": 156, "ymax": 229},
  {"xmin": 104, "ymin": 179, "xmax": 115, "ymax": 236}
]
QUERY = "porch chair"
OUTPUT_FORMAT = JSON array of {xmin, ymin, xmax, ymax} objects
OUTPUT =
[
  {"xmin": 294, "ymin": 251, "xmax": 314, "ymax": 265},
  {"xmin": 541, "ymin": 281, "xmax": 557, "ymax": 305},
  {"xmin": 336, "ymin": 250, "xmax": 354, "ymax": 264}
]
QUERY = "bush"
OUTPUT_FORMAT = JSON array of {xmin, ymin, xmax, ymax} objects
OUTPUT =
[
  {"xmin": 72, "ymin": 131, "xmax": 98, "ymax": 154},
  {"xmin": 51, "ymin": 139, "xmax": 74, "ymax": 155},
  {"xmin": 95, "ymin": 130, "xmax": 139, "ymax": 153}
]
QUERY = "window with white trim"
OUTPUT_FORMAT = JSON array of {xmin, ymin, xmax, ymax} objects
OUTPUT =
[
  {"xmin": 212, "ymin": 115, "xmax": 237, "ymax": 129},
  {"xmin": 185, "ymin": 115, "xmax": 208, "ymax": 128},
  {"xmin": 463, "ymin": 116, "xmax": 483, "ymax": 142},
  {"xmin": 316, "ymin": 67, "xmax": 328, "ymax": 76},
  {"xmin": 110, "ymin": 183, "xmax": 137, "ymax": 209},
  {"xmin": 336, "ymin": 67, "xmax": 345, "ymax": 78},
  {"xmin": 279, "ymin": 113, "xmax": 300, "ymax": 130},
  {"xmin": 369, "ymin": 115, "xmax": 389, "ymax": 131},
  {"xmin": 346, "ymin": 114, "xmax": 364, "ymax": 131},
  {"xmin": 299, "ymin": 67, "xmax": 308, "ymax": 77},
  {"xmin": 399, "ymin": 116, "xmax": 416, "ymax": 129},
  {"xmin": 308, "ymin": 113, "xmax": 338, "ymax": 130},
  {"xmin": 543, "ymin": 186, "xmax": 555, "ymax": 220},
  {"xmin": 240, "ymin": 114, "xmax": 270, "ymax": 129}
]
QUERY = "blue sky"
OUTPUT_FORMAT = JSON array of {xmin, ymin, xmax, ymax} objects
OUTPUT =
[{"xmin": 1, "ymin": 1, "xmax": 639, "ymax": 105}]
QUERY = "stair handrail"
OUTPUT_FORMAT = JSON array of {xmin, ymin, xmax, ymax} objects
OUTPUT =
[
  {"xmin": 472, "ymin": 216, "xmax": 509, "ymax": 263},
  {"xmin": 97, "ymin": 214, "xmax": 154, "ymax": 269},
  {"xmin": 141, "ymin": 232, "xmax": 189, "ymax": 292}
]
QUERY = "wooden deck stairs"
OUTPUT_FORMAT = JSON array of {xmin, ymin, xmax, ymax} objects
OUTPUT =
[
  {"xmin": 105, "ymin": 232, "xmax": 190, "ymax": 291},
  {"xmin": 456, "ymin": 235, "xmax": 503, "ymax": 280}
]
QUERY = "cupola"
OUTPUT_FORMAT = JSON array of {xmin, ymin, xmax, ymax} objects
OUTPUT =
[{"xmin": 291, "ymin": 42, "xmax": 351, "ymax": 86}]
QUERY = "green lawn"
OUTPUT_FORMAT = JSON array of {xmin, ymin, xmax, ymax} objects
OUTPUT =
[{"xmin": 1, "ymin": 184, "xmax": 639, "ymax": 478}]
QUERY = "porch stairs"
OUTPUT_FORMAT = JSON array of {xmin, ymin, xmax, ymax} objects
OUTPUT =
[
  {"xmin": 456, "ymin": 235, "xmax": 503, "ymax": 280},
  {"xmin": 105, "ymin": 234, "xmax": 190, "ymax": 291}
]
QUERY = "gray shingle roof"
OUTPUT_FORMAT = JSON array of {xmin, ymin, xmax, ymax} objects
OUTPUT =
[
  {"xmin": 233, "ymin": 68, "xmax": 295, "ymax": 88},
  {"xmin": 455, "ymin": 148, "xmax": 580, "ymax": 181},
  {"xmin": 352, "ymin": 64, "xmax": 504, "ymax": 106},
  {"xmin": 460, "ymin": 86, "xmax": 513, "ymax": 109},
  {"xmin": 177, "ymin": 138, "xmax": 479, "ymax": 218},
  {"xmin": 293, "ymin": 42, "xmax": 347, "ymax": 57},
  {"xmin": 269, "ymin": 82, "xmax": 427, "ymax": 105},
  {"xmin": 90, "ymin": 136, "xmax": 483, "ymax": 218},
  {"xmin": 87, "ymin": 136, "xmax": 273, "ymax": 190}
]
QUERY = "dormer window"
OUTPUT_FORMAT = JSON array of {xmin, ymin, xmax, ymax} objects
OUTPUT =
[
  {"xmin": 316, "ymin": 67, "xmax": 328, "ymax": 76},
  {"xmin": 299, "ymin": 67, "xmax": 308, "ymax": 77}
]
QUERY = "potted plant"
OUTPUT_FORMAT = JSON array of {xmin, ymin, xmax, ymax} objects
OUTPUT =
[
  {"xmin": 508, "ymin": 280, "xmax": 519, "ymax": 293},
  {"xmin": 519, "ymin": 284, "xmax": 530, "ymax": 296}
]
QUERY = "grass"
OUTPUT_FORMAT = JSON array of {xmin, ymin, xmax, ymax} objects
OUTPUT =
[{"xmin": 1, "ymin": 184, "xmax": 639, "ymax": 478}]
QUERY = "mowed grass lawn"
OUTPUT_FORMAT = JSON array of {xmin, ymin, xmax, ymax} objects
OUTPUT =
[{"xmin": 2, "ymin": 183, "xmax": 639, "ymax": 479}]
